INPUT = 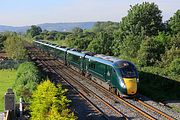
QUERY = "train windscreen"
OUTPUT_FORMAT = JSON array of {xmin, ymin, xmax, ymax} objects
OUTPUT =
[{"xmin": 118, "ymin": 63, "xmax": 136, "ymax": 78}]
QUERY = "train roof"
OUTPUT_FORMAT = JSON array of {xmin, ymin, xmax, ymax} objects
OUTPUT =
[
  {"xmin": 85, "ymin": 55, "xmax": 113, "ymax": 66},
  {"xmin": 34, "ymin": 40, "xmax": 67, "ymax": 51},
  {"xmin": 67, "ymin": 49, "xmax": 86, "ymax": 57},
  {"xmin": 85, "ymin": 54, "xmax": 134, "ymax": 68},
  {"xmin": 35, "ymin": 40, "xmax": 135, "ymax": 67}
]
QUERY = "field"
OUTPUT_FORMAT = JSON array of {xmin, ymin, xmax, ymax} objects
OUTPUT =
[{"xmin": 0, "ymin": 69, "xmax": 16, "ymax": 112}]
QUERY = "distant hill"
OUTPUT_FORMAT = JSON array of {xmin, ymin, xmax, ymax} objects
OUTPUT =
[{"xmin": 0, "ymin": 22, "xmax": 96, "ymax": 33}]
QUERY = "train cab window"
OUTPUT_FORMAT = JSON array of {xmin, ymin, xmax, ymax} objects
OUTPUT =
[{"xmin": 120, "ymin": 66, "xmax": 136, "ymax": 78}]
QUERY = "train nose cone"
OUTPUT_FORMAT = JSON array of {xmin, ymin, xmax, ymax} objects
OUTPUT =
[{"xmin": 123, "ymin": 78, "xmax": 137, "ymax": 95}]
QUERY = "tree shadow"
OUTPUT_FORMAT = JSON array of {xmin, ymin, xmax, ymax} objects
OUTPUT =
[{"xmin": 138, "ymin": 71, "xmax": 180, "ymax": 101}]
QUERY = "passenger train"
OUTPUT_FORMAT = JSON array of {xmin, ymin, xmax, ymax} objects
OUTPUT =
[{"xmin": 33, "ymin": 40, "xmax": 139, "ymax": 97}]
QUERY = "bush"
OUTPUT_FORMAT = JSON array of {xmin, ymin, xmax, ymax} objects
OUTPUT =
[
  {"xmin": 0, "ymin": 60, "xmax": 24, "ymax": 69},
  {"xmin": 30, "ymin": 80, "xmax": 76, "ymax": 120},
  {"xmin": 13, "ymin": 62, "xmax": 40, "ymax": 102}
]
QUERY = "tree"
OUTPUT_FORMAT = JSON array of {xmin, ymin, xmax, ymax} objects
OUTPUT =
[
  {"xmin": 30, "ymin": 80, "xmax": 76, "ymax": 120},
  {"xmin": 161, "ymin": 32, "xmax": 180, "ymax": 66},
  {"xmin": 3, "ymin": 33, "xmax": 27, "ymax": 60},
  {"xmin": 119, "ymin": 2, "xmax": 163, "ymax": 37},
  {"xmin": 169, "ymin": 58, "xmax": 180, "ymax": 75},
  {"xmin": 168, "ymin": 10, "xmax": 180, "ymax": 34},
  {"xmin": 87, "ymin": 32, "xmax": 113, "ymax": 55},
  {"xmin": 66, "ymin": 31, "xmax": 94, "ymax": 50},
  {"xmin": 0, "ymin": 34, "xmax": 7, "ymax": 51},
  {"xmin": 113, "ymin": 2, "xmax": 163, "ymax": 56},
  {"xmin": 13, "ymin": 62, "xmax": 40, "ymax": 101},
  {"xmin": 92, "ymin": 21, "xmax": 119, "ymax": 33},
  {"xmin": 138, "ymin": 37, "xmax": 164, "ymax": 66},
  {"xmin": 72, "ymin": 27, "xmax": 83, "ymax": 35},
  {"xmin": 26, "ymin": 25, "xmax": 42, "ymax": 38},
  {"xmin": 115, "ymin": 34, "xmax": 143, "ymax": 58}
]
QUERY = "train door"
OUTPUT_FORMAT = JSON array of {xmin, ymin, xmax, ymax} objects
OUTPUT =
[
  {"xmin": 105, "ymin": 66, "xmax": 112, "ymax": 82},
  {"xmin": 111, "ymin": 68, "xmax": 118, "ymax": 88}
]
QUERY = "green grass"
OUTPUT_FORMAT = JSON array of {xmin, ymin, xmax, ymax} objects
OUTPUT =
[{"xmin": 0, "ymin": 69, "xmax": 16, "ymax": 112}]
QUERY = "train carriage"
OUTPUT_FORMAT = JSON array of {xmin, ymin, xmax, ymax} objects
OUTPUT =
[
  {"xmin": 85, "ymin": 54, "xmax": 139, "ymax": 96},
  {"xmin": 34, "ymin": 40, "xmax": 67, "ymax": 64},
  {"xmin": 66, "ymin": 50, "xmax": 86, "ymax": 73}
]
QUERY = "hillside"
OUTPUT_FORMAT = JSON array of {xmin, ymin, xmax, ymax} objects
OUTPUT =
[{"xmin": 0, "ymin": 22, "xmax": 96, "ymax": 33}]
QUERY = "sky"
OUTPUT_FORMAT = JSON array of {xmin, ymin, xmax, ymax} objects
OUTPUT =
[{"xmin": 0, "ymin": 0, "xmax": 179, "ymax": 26}]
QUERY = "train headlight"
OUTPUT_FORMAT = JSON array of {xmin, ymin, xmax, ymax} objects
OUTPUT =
[
  {"xmin": 120, "ymin": 80, "xmax": 126, "ymax": 88},
  {"xmin": 137, "ymin": 78, "xmax": 139, "ymax": 82}
]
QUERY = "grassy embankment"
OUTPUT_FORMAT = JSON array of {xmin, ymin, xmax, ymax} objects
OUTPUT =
[{"xmin": 0, "ymin": 69, "xmax": 16, "ymax": 112}]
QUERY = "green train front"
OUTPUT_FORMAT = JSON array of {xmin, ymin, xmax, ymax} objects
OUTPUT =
[
  {"xmin": 112, "ymin": 61, "xmax": 139, "ymax": 96},
  {"xmin": 84, "ymin": 55, "xmax": 139, "ymax": 96}
]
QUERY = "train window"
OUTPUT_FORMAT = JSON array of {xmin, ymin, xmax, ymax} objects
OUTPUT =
[
  {"xmin": 89, "ymin": 63, "xmax": 95, "ymax": 69},
  {"xmin": 120, "ymin": 66, "xmax": 136, "ymax": 78}
]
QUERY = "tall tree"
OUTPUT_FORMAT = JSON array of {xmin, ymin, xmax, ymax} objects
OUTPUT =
[
  {"xmin": 168, "ymin": 9, "xmax": 180, "ymax": 34},
  {"xmin": 0, "ymin": 34, "xmax": 7, "ymax": 51},
  {"xmin": 3, "ymin": 33, "xmax": 27, "ymax": 60},
  {"xmin": 113, "ymin": 2, "xmax": 163, "ymax": 56},
  {"xmin": 119, "ymin": 2, "xmax": 163, "ymax": 37},
  {"xmin": 26, "ymin": 25, "xmax": 42, "ymax": 38}
]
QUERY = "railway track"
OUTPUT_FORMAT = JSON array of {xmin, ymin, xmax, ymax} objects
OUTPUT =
[
  {"xmin": 27, "ymin": 46, "xmax": 176, "ymax": 120},
  {"xmin": 27, "ymin": 46, "xmax": 128, "ymax": 120},
  {"xmin": 51, "ymin": 59, "xmax": 175, "ymax": 120}
]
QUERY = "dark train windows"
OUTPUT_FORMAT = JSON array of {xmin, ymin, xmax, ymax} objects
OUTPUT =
[
  {"xmin": 89, "ymin": 63, "xmax": 96, "ymax": 69},
  {"xmin": 120, "ymin": 66, "xmax": 136, "ymax": 78}
]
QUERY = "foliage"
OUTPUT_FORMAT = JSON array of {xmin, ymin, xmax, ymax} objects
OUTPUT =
[
  {"xmin": 168, "ymin": 10, "xmax": 180, "ymax": 34},
  {"xmin": 119, "ymin": 2, "xmax": 163, "ymax": 37},
  {"xmin": 0, "ymin": 34, "xmax": 7, "ymax": 51},
  {"xmin": 13, "ymin": 62, "xmax": 40, "ymax": 102},
  {"xmin": 26, "ymin": 25, "xmax": 42, "ymax": 38},
  {"xmin": 117, "ymin": 34, "xmax": 143, "ymax": 58},
  {"xmin": 92, "ymin": 21, "xmax": 119, "ymax": 33},
  {"xmin": 72, "ymin": 27, "xmax": 83, "ymax": 34},
  {"xmin": 87, "ymin": 32, "xmax": 113, "ymax": 55},
  {"xmin": 161, "ymin": 32, "xmax": 180, "ymax": 66},
  {"xmin": 113, "ymin": 2, "xmax": 163, "ymax": 56},
  {"xmin": 66, "ymin": 31, "xmax": 94, "ymax": 50},
  {"xmin": 0, "ymin": 60, "xmax": 24, "ymax": 69},
  {"xmin": 169, "ymin": 58, "xmax": 180, "ymax": 75},
  {"xmin": 3, "ymin": 33, "xmax": 27, "ymax": 60},
  {"xmin": 30, "ymin": 80, "xmax": 76, "ymax": 120},
  {"xmin": 138, "ymin": 37, "xmax": 164, "ymax": 66}
]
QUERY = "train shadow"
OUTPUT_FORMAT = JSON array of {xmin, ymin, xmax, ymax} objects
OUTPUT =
[{"xmin": 138, "ymin": 71, "xmax": 180, "ymax": 102}]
